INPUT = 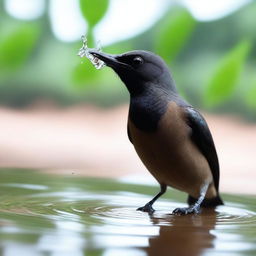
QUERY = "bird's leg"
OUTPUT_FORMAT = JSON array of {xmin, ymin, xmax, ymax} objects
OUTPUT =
[
  {"xmin": 173, "ymin": 183, "xmax": 209, "ymax": 215},
  {"xmin": 137, "ymin": 184, "xmax": 167, "ymax": 214}
]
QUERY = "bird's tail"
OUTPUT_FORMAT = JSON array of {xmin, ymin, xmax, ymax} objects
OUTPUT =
[{"xmin": 188, "ymin": 194, "xmax": 224, "ymax": 207}]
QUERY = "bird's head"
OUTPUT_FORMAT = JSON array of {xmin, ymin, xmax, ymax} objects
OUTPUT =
[{"xmin": 89, "ymin": 50, "xmax": 177, "ymax": 96}]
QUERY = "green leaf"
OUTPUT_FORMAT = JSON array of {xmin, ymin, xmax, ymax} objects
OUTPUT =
[
  {"xmin": 79, "ymin": 0, "xmax": 109, "ymax": 29},
  {"xmin": 0, "ymin": 23, "xmax": 39, "ymax": 76},
  {"xmin": 72, "ymin": 60, "xmax": 100, "ymax": 88},
  {"xmin": 204, "ymin": 40, "xmax": 251, "ymax": 108},
  {"xmin": 155, "ymin": 9, "xmax": 196, "ymax": 63},
  {"xmin": 245, "ymin": 82, "xmax": 256, "ymax": 109}
]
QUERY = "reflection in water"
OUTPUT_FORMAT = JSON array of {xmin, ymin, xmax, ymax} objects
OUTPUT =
[
  {"xmin": 0, "ymin": 169, "xmax": 256, "ymax": 256},
  {"xmin": 146, "ymin": 209, "xmax": 217, "ymax": 256}
]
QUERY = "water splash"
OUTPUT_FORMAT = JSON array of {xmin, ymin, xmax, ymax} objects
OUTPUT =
[{"xmin": 77, "ymin": 35, "xmax": 106, "ymax": 70}]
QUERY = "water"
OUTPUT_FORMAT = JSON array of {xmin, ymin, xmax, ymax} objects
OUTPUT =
[
  {"xmin": 77, "ymin": 35, "xmax": 106, "ymax": 70},
  {"xmin": 0, "ymin": 169, "xmax": 255, "ymax": 256}
]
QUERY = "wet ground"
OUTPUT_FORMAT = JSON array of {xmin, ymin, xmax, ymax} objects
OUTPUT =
[{"xmin": 0, "ymin": 169, "xmax": 255, "ymax": 256}]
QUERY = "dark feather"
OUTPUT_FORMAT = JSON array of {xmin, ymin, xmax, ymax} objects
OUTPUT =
[
  {"xmin": 185, "ymin": 107, "xmax": 220, "ymax": 191},
  {"xmin": 127, "ymin": 124, "xmax": 133, "ymax": 144}
]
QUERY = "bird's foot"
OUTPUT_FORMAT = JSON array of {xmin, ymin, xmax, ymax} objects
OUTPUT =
[
  {"xmin": 172, "ymin": 206, "xmax": 200, "ymax": 215},
  {"xmin": 137, "ymin": 203, "xmax": 155, "ymax": 214}
]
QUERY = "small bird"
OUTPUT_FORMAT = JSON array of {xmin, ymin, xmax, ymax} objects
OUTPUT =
[{"xmin": 90, "ymin": 49, "xmax": 223, "ymax": 215}]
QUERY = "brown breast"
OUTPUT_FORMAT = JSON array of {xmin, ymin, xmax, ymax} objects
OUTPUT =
[{"xmin": 128, "ymin": 101, "xmax": 217, "ymax": 198}]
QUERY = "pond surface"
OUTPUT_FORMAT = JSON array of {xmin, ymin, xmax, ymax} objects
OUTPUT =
[{"xmin": 0, "ymin": 169, "xmax": 255, "ymax": 256}]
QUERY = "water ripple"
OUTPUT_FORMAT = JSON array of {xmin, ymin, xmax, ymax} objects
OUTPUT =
[{"xmin": 1, "ymin": 181, "xmax": 256, "ymax": 255}]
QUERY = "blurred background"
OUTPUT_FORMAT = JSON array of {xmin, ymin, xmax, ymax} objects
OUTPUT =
[{"xmin": 0, "ymin": 0, "xmax": 256, "ymax": 194}]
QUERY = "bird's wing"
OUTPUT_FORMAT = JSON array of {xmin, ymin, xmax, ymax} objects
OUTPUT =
[{"xmin": 184, "ymin": 107, "xmax": 220, "ymax": 191}]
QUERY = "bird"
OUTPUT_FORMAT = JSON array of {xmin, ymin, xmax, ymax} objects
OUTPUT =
[{"xmin": 89, "ymin": 49, "xmax": 224, "ymax": 215}]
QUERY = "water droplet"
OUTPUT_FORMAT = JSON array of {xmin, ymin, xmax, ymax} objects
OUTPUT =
[{"xmin": 77, "ymin": 35, "xmax": 106, "ymax": 70}]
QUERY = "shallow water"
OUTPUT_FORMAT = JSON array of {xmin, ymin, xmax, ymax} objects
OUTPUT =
[{"xmin": 0, "ymin": 169, "xmax": 255, "ymax": 256}]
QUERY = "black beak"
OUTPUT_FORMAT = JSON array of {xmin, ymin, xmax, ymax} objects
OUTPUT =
[
  {"xmin": 89, "ymin": 50, "xmax": 129, "ymax": 69},
  {"xmin": 89, "ymin": 50, "xmax": 118, "ymax": 67}
]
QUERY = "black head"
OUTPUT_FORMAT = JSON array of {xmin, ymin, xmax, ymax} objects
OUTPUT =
[{"xmin": 90, "ymin": 50, "xmax": 177, "ymax": 96}]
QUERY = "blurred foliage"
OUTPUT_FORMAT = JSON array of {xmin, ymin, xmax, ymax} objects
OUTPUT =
[
  {"xmin": 79, "ymin": 0, "xmax": 109, "ymax": 45},
  {"xmin": 0, "ymin": 23, "xmax": 39, "ymax": 80},
  {"xmin": 73, "ymin": 0, "xmax": 110, "ymax": 87},
  {"xmin": 0, "ymin": 0, "xmax": 255, "ymax": 119},
  {"xmin": 155, "ymin": 9, "xmax": 196, "ymax": 63},
  {"xmin": 204, "ymin": 40, "xmax": 251, "ymax": 108},
  {"xmin": 72, "ymin": 60, "xmax": 100, "ymax": 88},
  {"xmin": 79, "ymin": 0, "xmax": 109, "ymax": 29},
  {"xmin": 246, "ymin": 81, "xmax": 256, "ymax": 110}
]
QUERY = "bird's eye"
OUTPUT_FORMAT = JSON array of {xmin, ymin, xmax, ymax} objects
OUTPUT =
[{"xmin": 133, "ymin": 56, "xmax": 144, "ymax": 66}]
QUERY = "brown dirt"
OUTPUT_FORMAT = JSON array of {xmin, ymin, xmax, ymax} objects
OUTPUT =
[{"xmin": 0, "ymin": 104, "xmax": 255, "ymax": 195}]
